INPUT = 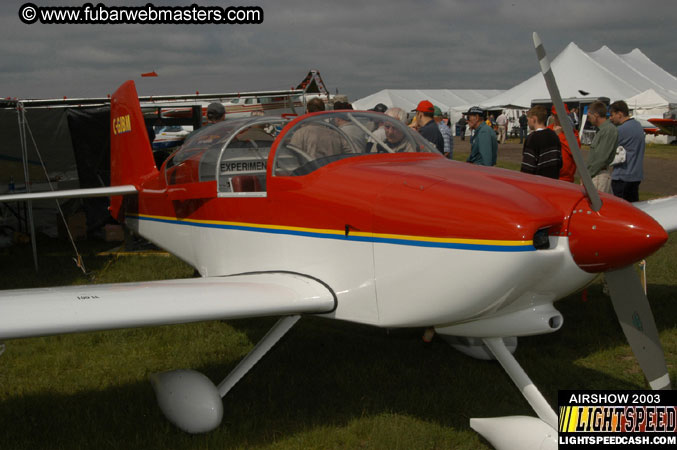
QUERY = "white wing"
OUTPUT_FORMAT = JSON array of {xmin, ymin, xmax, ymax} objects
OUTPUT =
[
  {"xmin": 635, "ymin": 195, "xmax": 677, "ymax": 233},
  {"xmin": 0, "ymin": 272, "xmax": 335, "ymax": 340},
  {"xmin": 0, "ymin": 185, "xmax": 137, "ymax": 202}
]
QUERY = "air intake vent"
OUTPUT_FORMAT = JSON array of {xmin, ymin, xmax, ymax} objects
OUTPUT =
[{"xmin": 533, "ymin": 228, "xmax": 551, "ymax": 250}]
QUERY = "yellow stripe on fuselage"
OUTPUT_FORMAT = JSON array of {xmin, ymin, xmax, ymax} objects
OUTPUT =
[{"xmin": 128, "ymin": 213, "xmax": 533, "ymax": 248}]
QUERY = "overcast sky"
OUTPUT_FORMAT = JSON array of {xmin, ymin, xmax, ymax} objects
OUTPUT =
[{"xmin": 2, "ymin": 0, "xmax": 676, "ymax": 102}]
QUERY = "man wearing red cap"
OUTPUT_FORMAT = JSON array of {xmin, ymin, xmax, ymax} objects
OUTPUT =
[
  {"xmin": 411, "ymin": 100, "xmax": 444, "ymax": 153},
  {"xmin": 549, "ymin": 104, "xmax": 579, "ymax": 182}
]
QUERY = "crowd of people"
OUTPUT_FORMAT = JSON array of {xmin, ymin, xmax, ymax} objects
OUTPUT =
[
  {"xmin": 400, "ymin": 99, "xmax": 644, "ymax": 203},
  {"xmin": 515, "ymin": 99, "xmax": 644, "ymax": 202},
  {"xmin": 425, "ymin": 99, "xmax": 644, "ymax": 202},
  {"xmin": 204, "ymin": 96, "xmax": 646, "ymax": 203}
]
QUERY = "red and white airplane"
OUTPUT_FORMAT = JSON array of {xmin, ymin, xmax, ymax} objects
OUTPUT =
[
  {"xmin": 156, "ymin": 92, "xmax": 305, "ymax": 122},
  {"xmin": 648, "ymin": 117, "xmax": 677, "ymax": 137},
  {"xmin": 0, "ymin": 34, "xmax": 675, "ymax": 449},
  {"xmin": 154, "ymin": 70, "xmax": 330, "ymax": 122}
]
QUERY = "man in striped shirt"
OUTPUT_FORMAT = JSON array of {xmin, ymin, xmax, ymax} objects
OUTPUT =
[
  {"xmin": 520, "ymin": 105, "xmax": 561, "ymax": 179},
  {"xmin": 433, "ymin": 106, "xmax": 453, "ymax": 159}
]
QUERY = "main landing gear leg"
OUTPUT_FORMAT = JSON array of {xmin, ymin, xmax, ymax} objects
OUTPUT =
[
  {"xmin": 470, "ymin": 337, "xmax": 558, "ymax": 450},
  {"xmin": 150, "ymin": 315, "xmax": 301, "ymax": 433}
]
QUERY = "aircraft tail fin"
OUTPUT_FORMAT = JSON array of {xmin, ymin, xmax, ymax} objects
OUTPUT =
[{"xmin": 110, "ymin": 80, "xmax": 159, "ymax": 220}]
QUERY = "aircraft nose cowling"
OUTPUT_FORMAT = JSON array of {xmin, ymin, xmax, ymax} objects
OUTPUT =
[{"xmin": 568, "ymin": 197, "xmax": 668, "ymax": 273}]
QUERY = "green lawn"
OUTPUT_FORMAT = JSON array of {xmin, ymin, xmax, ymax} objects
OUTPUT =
[
  {"xmin": 453, "ymin": 153, "xmax": 521, "ymax": 171},
  {"xmin": 645, "ymin": 142, "xmax": 677, "ymax": 161},
  {"xmin": 1, "ymin": 148, "xmax": 675, "ymax": 448},
  {"xmin": 0, "ymin": 230, "xmax": 675, "ymax": 449}
]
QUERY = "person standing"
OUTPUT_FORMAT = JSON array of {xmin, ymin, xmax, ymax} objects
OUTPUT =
[
  {"xmin": 486, "ymin": 114, "xmax": 495, "ymax": 129},
  {"xmin": 586, "ymin": 101, "xmax": 618, "ymax": 193},
  {"xmin": 496, "ymin": 110, "xmax": 508, "ymax": 144},
  {"xmin": 568, "ymin": 106, "xmax": 579, "ymax": 129},
  {"xmin": 206, "ymin": 102, "xmax": 226, "ymax": 124},
  {"xmin": 183, "ymin": 102, "xmax": 226, "ymax": 143},
  {"xmin": 289, "ymin": 98, "xmax": 345, "ymax": 158},
  {"xmin": 457, "ymin": 115, "xmax": 467, "ymax": 141},
  {"xmin": 609, "ymin": 100, "xmax": 645, "ymax": 202},
  {"xmin": 411, "ymin": 100, "xmax": 444, "ymax": 153},
  {"xmin": 367, "ymin": 107, "xmax": 413, "ymax": 153},
  {"xmin": 333, "ymin": 101, "xmax": 367, "ymax": 152},
  {"xmin": 518, "ymin": 111, "xmax": 528, "ymax": 144},
  {"xmin": 434, "ymin": 106, "xmax": 454, "ymax": 159},
  {"xmin": 465, "ymin": 106, "xmax": 497, "ymax": 166},
  {"xmin": 520, "ymin": 105, "xmax": 561, "ymax": 179},
  {"xmin": 549, "ymin": 105, "xmax": 579, "ymax": 182}
]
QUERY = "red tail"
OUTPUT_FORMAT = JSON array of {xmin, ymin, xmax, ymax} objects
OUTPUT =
[{"xmin": 110, "ymin": 80, "xmax": 158, "ymax": 220}]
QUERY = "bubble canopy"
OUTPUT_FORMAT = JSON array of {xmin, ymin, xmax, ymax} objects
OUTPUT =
[
  {"xmin": 273, "ymin": 111, "xmax": 438, "ymax": 176},
  {"xmin": 161, "ymin": 111, "xmax": 439, "ymax": 195}
]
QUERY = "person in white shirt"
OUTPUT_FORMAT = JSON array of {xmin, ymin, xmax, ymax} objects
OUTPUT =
[{"xmin": 496, "ymin": 110, "xmax": 508, "ymax": 144}]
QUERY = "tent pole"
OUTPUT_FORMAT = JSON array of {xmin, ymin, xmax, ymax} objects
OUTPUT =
[
  {"xmin": 17, "ymin": 103, "xmax": 38, "ymax": 272},
  {"xmin": 23, "ymin": 116, "xmax": 87, "ymax": 275}
]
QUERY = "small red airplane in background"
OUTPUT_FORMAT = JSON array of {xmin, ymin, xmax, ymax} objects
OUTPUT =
[
  {"xmin": 648, "ymin": 117, "xmax": 677, "ymax": 136},
  {"xmin": 0, "ymin": 34, "xmax": 674, "ymax": 450}
]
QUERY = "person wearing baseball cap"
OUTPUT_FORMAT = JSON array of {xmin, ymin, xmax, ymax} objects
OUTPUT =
[
  {"xmin": 369, "ymin": 103, "xmax": 388, "ymax": 113},
  {"xmin": 465, "ymin": 106, "xmax": 497, "ymax": 166},
  {"xmin": 411, "ymin": 100, "xmax": 444, "ymax": 153}
]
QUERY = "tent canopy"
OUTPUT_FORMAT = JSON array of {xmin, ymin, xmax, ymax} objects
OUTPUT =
[
  {"xmin": 625, "ymin": 88, "xmax": 673, "ymax": 111},
  {"xmin": 352, "ymin": 89, "xmax": 504, "ymax": 114},
  {"xmin": 480, "ymin": 43, "xmax": 677, "ymax": 109}
]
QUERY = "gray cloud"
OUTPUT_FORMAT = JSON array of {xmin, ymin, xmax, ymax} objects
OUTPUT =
[{"xmin": 1, "ymin": 0, "xmax": 675, "ymax": 101}]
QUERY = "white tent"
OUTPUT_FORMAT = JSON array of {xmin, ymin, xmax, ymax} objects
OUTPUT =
[
  {"xmin": 480, "ymin": 43, "xmax": 677, "ymax": 109},
  {"xmin": 351, "ymin": 43, "xmax": 676, "ymax": 138},
  {"xmin": 625, "ymin": 89, "xmax": 677, "ymax": 144},
  {"xmin": 352, "ymin": 89, "xmax": 503, "ymax": 116},
  {"xmin": 352, "ymin": 89, "xmax": 504, "ymax": 133},
  {"xmin": 625, "ymin": 88, "xmax": 674, "ymax": 116}
]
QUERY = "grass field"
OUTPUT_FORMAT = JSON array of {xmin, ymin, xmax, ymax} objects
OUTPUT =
[
  {"xmin": 644, "ymin": 143, "xmax": 677, "ymax": 161},
  {"xmin": 1, "ymin": 158, "xmax": 676, "ymax": 448},
  {"xmin": 0, "ymin": 234, "xmax": 675, "ymax": 450}
]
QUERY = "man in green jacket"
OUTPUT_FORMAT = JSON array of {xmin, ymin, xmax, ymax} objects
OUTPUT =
[
  {"xmin": 586, "ymin": 101, "xmax": 618, "ymax": 193},
  {"xmin": 465, "ymin": 106, "xmax": 497, "ymax": 166}
]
